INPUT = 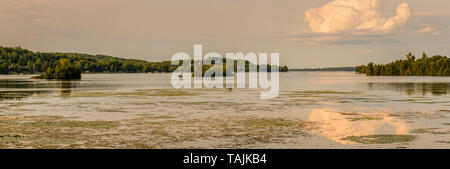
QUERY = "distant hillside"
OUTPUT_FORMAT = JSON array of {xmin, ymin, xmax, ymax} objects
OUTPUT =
[
  {"xmin": 0, "ymin": 46, "xmax": 288, "ymax": 74},
  {"xmin": 0, "ymin": 46, "xmax": 177, "ymax": 74},
  {"xmin": 290, "ymin": 67, "xmax": 356, "ymax": 72}
]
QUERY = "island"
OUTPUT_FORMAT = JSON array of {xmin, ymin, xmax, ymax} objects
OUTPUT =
[
  {"xmin": 32, "ymin": 59, "xmax": 82, "ymax": 79},
  {"xmin": 356, "ymin": 53, "xmax": 450, "ymax": 76}
]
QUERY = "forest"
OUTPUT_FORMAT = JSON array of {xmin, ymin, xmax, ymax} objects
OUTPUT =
[
  {"xmin": 356, "ymin": 53, "xmax": 450, "ymax": 76},
  {"xmin": 0, "ymin": 46, "xmax": 288, "ymax": 75},
  {"xmin": 0, "ymin": 46, "xmax": 177, "ymax": 74}
]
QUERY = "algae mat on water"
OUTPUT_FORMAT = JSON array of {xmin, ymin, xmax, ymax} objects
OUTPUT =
[{"xmin": 342, "ymin": 135, "xmax": 416, "ymax": 144}]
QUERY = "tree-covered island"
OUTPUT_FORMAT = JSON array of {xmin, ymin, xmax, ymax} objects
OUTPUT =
[{"xmin": 33, "ymin": 59, "xmax": 82, "ymax": 80}]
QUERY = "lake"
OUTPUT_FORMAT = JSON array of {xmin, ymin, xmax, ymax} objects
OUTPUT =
[{"xmin": 0, "ymin": 72, "xmax": 449, "ymax": 148}]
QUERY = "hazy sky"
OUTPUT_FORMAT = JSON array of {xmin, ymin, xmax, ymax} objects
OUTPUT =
[{"xmin": 0, "ymin": 0, "xmax": 449, "ymax": 68}]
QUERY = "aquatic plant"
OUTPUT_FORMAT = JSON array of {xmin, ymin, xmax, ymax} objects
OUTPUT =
[{"xmin": 342, "ymin": 135, "xmax": 416, "ymax": 144}]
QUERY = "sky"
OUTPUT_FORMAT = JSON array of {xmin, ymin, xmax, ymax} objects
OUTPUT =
[{"xmin": 0, "ymin": 0, "xmax": 449, "ymax": 68}]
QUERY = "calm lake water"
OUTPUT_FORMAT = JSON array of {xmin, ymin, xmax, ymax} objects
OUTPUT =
[{"xmin": 0, "ymin": 72, "xmax": 449, "ymax": 148}]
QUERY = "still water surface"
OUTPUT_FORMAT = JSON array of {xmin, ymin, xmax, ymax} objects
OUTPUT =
[{"xmin": 0, "ymin": 72, "xmax": 449, "ymax": 148}]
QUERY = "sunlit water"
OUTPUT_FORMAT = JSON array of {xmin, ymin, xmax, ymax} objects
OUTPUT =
[{"xmin": 0, "ymin": 72, "xmax": 449, "ymax": 148}]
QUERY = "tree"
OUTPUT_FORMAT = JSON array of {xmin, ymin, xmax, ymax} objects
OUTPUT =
[
  {"xmin": 406, "ymin": 53, "xmax": 415, "ymax": 62},
  {"xmin": 367, "ymin": 62, "xmax": 374, "ymax": 76}
]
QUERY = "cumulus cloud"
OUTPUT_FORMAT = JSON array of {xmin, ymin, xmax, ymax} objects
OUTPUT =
[{"xmin": 304, "ymin": 0, "xmax": 411, "ymax": 34}]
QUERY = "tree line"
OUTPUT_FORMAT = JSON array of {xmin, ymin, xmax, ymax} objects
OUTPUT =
[
  {"xmin": 0, "ymin": 46, "xmax": 288, "ymax": 75},
  {"xmin": 356, "ymin": 53, "xmax": 450, "ymax": 76},
  {"xmin": 290, "ymin": 67, "xmax": 355, "ymax": 72},
  {"xmin": 0, "ymin": 46, "xmax": 181, "ymax": 74}
]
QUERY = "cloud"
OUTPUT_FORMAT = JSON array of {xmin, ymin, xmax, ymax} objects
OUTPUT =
[
  {"xmin": 304, "ymin": 0, "xmax": 411, "ymax": 34},
  {"xmin": 415, "ymin": 26, "xmax": 440, "ymax": 35},
  {"xmin": 417, "ymin": 27, "xmax": 435, "ymax": 33}
]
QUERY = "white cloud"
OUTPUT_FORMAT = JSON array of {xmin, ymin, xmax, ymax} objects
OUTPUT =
[{"xmin": 304, "ymin": 0, "xmax": 411, "ymax": 34}]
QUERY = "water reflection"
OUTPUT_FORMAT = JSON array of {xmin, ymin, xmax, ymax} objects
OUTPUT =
[
  {"xmin": 308, "ymin": 109, "xmax": 410, "ymax": 144},
  {"xmin": 0, "ymin": 73, "xmax": 448, "ymax": 148},
  {"xmin": 367, "ymin": 82, "xmax": 450, "ymax": 96},
  {"xmin": 0, "ymin": 80, "xmax": 75, "ymax": 100},
  {"xmin": 59, "ymin": 81, "xmax": 74, "ymax": 98},
  {"xmin": 0, "ymin": 78, "xmax": 114, "ymax": 100},
  {"xmin": 0, "ymin": 79, "xmax": 54, "ymax": 89}
]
